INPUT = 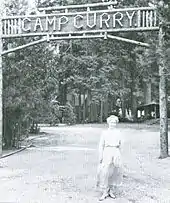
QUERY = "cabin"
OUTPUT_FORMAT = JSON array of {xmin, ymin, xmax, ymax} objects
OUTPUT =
[
  {"xmin": 137, "ymin": 101, "xmax": 170, "ymax": 121},
  {"xmin": 137, "ymin": 102, "xmax": 159, "ymax": 120}
]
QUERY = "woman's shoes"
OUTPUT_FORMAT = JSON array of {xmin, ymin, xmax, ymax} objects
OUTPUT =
[
  {"xmin": 99, "ymin": 192, "xmax": 109, "ymax": 201},
  {"xmin": 109, "ymin": 190, "xmax": 116, "ymax": 199},
  {"xmin": 99, "ymin": 190, "xmax": 116, "ymax": 201}
]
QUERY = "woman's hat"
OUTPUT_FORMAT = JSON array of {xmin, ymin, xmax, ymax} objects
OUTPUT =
[{"xmin": 107, "ymin": 115, "xmax": 119, "ymax": 124}]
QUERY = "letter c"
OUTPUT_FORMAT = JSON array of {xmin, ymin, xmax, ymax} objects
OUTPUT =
[
  {"xmin": 74, "ymin": 15, "xmax": 83, "ymax": 29},
  {"xmin": 22, "ymin": 17, "xmax": 31, "ymax": 32}
]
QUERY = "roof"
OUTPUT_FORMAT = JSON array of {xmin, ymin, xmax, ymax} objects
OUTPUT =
[{"xmin": 137, "ymin": 102, "xmax": 159, "ymax": 109}]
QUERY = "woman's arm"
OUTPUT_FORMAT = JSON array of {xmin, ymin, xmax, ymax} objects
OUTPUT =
[{"xmin": 98, "ymin": 134, "xmax": 105, "ymax": 163}]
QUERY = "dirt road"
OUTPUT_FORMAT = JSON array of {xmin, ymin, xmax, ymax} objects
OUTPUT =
[{"xmin": 0, "ymin": 125, "xmax": 170, "ymax": 203}]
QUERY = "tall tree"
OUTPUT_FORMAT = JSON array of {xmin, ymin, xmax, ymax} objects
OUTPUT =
[{"xmin": 157, "ymin": 0, "xmax": 170, "ymax": 158}]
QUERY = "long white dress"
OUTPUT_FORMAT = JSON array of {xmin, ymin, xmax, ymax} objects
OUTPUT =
[{"xmin": 97, "ymin": 128, "xmax": 123, "ymax": 191}]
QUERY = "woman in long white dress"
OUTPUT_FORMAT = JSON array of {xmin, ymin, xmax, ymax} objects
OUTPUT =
[{"xmin": 97, "ymin": 115, "xmax": 123, "ymax": 201}]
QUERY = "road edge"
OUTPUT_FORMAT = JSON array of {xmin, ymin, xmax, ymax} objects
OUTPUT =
[{"xmin": 0, "ymin": 133, "xmax": 46, "ymax": 159}]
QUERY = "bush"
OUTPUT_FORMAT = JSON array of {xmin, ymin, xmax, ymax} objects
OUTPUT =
[
  {"xmin": 3, "ymin": 106, "xmax": 31, "ymax": 149},
  {"xmin": 60, "ymin": 102, "xmax": 76, "ymax": 125}
]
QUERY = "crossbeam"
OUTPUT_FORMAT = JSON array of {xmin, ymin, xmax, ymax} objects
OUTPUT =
[
  {"xmin": 2, "ymin": 27, "xmax": 159, "ymax": 39},
  {"xmin": 50, "ymin": 34, "xmax": 105, "ymax": 41},
  {"xmin": 2, "ymin": 31, "xmax": 150, "ymax": 56},
  {"xmin": 1, "ymin": 34, "xmax": 106, "ymax": 55},
  {"xmin": 38, "ymin": 1, "xmax": 118, "ymax": 11},
  {"xmin": 2, "ymin": 38, "xmax": 47, "ymax": 55},
  {"xmin": 107, "ymin": 34, "xmax": 150, "ymax": 48}
]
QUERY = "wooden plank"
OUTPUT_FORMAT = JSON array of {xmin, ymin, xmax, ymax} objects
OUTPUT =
[
  {"xmin": 38, "ymin": 1, "xmax": 119, "ymax": 11},
  {"xmin": 2, "ymin": 7, "xmax": 157, "ymax": 20},
  {"xmin": 107, "ymin": 34, "xmax": 150, "ymax": 47},
  {"xmin": 149, "ymin": 10, "xmax": 153, "ymax": 27},
  {"xmin": 2, "ymin": 27, "xmax": 160, "ymax": 39},
  {"xmin": 137, "ymin": 10, "xmax": 141, "ymax": 27},
  {"xmin": 50, "ymin": 34, "xmax": 104, "ymax": 40},
  {"xmin": 39, "ymin": 5, "xmax": 156, "ymax": 12},
  {"xmin": 142, "ymin": 10, "xmax": 145, "ymax": 27}
]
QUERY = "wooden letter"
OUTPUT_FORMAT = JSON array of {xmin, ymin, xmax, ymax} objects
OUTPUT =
[
  {"xmin": 126, "ymin": 11, "xmax": 136, "ymax": 27},
  {"xmin": 22, "ymin": 17, "xmax": 31, "ymax": 32},
  {"xmin": 74, "ymin": 15, "xmax": 84, "ymax": 29},
  {"xmin": 87, "ymin": 12, "xmax": 97, "ymax": 29},
  {"xmin": 34, "ymin": 17, "xmax": 43, "ymax": 32},
  {"xmin": 100, "ymin": 13, "xmax": 110, "ymax": 29},
  {"xmin": 113, "ymin": 12, "xmax": 123, "ymax": 28},
  {"xmin": 45, "ymin": 16, "xmax": 56, "ymax": 31},
  {"xmin": 58, "ymin": 16, "xmax": 68, "ymax": 31}
]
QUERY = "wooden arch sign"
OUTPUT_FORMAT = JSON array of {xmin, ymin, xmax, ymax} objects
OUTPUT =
[{"xmin": 2, "ymin": 8, "xmax": 159, "ymax": 39}]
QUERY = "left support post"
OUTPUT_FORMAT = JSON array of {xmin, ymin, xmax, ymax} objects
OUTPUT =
[{"xmin": 0, "ymin": 13, "xmax": 3, "ymax": 157}]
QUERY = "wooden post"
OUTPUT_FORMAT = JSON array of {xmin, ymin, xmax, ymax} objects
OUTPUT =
[
  {"xmin": 100, "ymin": 100, "xmax": 103, "ymax": 124},
  {"xmin": 83, "ymin": 92, "xmax": 86, "ymax": 123},
  {"xmin": 154, "ymin": 105, "xmax": 157, "ymax": 119},
  {"xmin": 0, "ymin": 13, "xmax": 3, "ymax": 157},
  {"xmin": 159, "ymin": 23, "xmax": 169, "ymax": 159}
]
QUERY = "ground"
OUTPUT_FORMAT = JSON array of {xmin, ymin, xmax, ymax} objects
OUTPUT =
[{"xmin": 0, "ymin": 124, "xmax": 170, "ymax": 203}]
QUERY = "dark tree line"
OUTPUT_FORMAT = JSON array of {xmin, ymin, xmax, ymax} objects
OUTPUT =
[{"xmin": 2, "ymin": 0, "xmax": 170, "ymax": 150}]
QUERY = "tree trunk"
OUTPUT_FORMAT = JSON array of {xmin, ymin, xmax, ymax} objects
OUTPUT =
[
  {"xmin": 121, "ymin": 74, "xmax": 126, "ymax": 118},
  {"xmin": 131, "ymin": 86, "xmax": 137, "ymax": 120},
  {"xmin": 87, "ymin": 90, "xmax": 91, "ymax": 123},
  {"xmin": 58, "ymin": 80, "xmax": 63, "ymax": 105},
  {"xmin": 159, "ymin": 25, "xmax": 169, "ymax": 159},
  {"xmin": 130, "ymin": 63, "xmax": 137, "ymax": 120},
  {"xmin": 82, "ymin": 91, "xmax": 86, "ymax": 123},
  {"xmin": 63, "ymin": 84, "xmax": 67, "ymax": 105},
  {"xmin": 0, "ymin": 16, "xmax": 2, "ymax": 156},
  {"xmin": 90, "ymin": 103, "xmax": 94, "ymax": 122},
  {"xmin": 100, "ymin": 100, "xmax": 103, "ymax": 123},
  {"xmin": 122, "ymin": 98, "xmax": 126, "ymax": 119},
  {"xmin": 78, "ymin": 90, "xmax": 81, "ymax": 123},
  {"xmin": 58, "ymin": 80, "xmax": 67, "ymax": 106},
  {"xmin": 144, "ymin": 79, "xmax": 152, "ymax": 104},
  {"xmin": 93, "ymin": 103, "xmax": 97, "ymax": 122},
  {"xmin": 103, "ymin": 96, "xmax": 109, "ymax": 119}
]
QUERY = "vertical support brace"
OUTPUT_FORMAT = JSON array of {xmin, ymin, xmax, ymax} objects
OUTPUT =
[{"xmin": 0, "ymin": 14, "xmax": 3, "ymax": 157}]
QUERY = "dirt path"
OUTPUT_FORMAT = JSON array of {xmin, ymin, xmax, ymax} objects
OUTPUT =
[{"xmin": 0, "ymin": 125, "xmax": 170, "ymax": 203}]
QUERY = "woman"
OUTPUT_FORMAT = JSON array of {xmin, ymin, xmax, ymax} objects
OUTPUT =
[{"xmin": 97, "ymin": 115, "xmax": 123, "ymax": 201}]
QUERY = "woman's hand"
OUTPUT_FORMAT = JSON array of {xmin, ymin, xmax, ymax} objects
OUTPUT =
[{"xmin": 116, "ymin": 140, "xmax": 121, "ymax": 148}]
